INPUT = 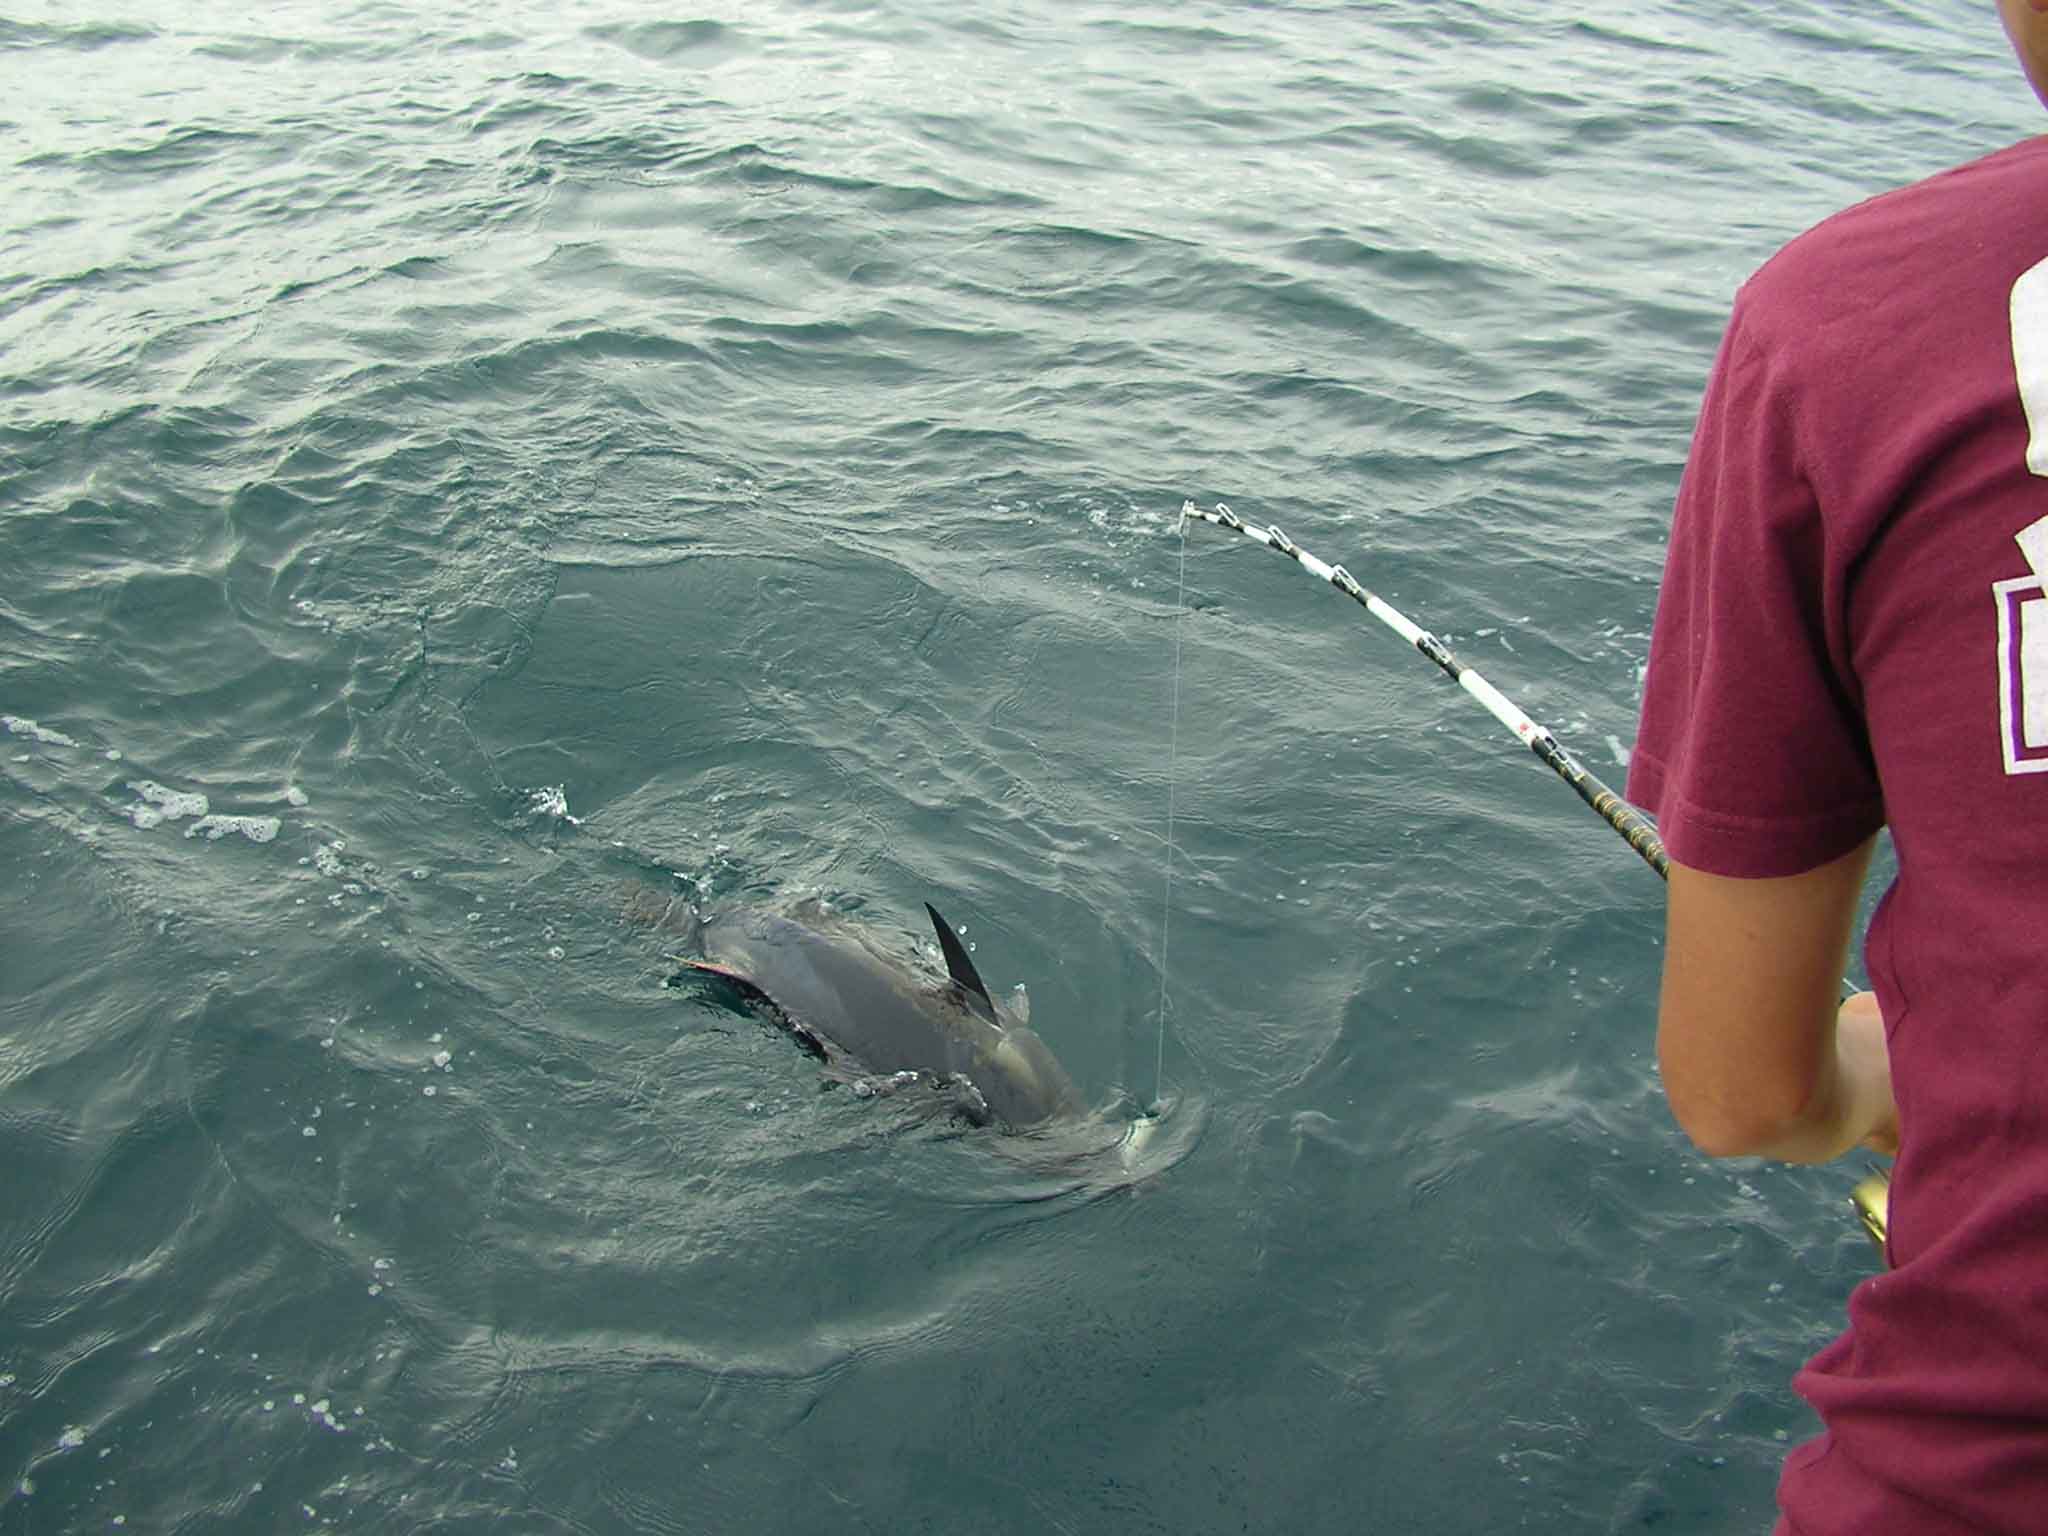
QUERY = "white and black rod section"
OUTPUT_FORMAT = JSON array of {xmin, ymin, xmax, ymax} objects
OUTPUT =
[{"xmin": 1178, "ymin": 500, "xmax": 1669, "ymax": 880}]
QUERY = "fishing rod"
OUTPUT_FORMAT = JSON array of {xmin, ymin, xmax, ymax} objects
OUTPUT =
[
  {"xmin": 1175, "ymin": 499, "xmax": 1892, "ymax": 1253},
  {"xmin": 1177, "ymin": 500, "xmax": 1667, "ymax": 876}
]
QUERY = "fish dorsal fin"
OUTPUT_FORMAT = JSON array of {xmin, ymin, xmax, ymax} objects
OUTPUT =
[{"xmin": 925, "ymin": 902, "xmax": 999, "ymax": 1025}]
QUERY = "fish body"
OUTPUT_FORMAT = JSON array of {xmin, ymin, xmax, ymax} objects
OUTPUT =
[{"xmin": 672, "ymin": 900, "xmax": 1085, "ymax": 1130}]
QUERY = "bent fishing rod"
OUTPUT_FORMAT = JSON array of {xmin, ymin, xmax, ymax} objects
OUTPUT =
[{"xmin": 1176, "ymin": 499, "xmax": 1891, "ymax": 1253}]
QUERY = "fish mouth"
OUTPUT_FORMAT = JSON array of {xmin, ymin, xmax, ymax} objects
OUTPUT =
[
  {"xmin": 1108, "ymin": 1094, "xmax": 1205, "ymax": 1180},
  {"xmin": 1117, "ymin": 1110, "xmax": 1163, "ymax": 1169}
]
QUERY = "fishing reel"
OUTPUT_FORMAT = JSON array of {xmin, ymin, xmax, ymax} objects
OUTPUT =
[{"xmin": 1851, "ymin": 1167, "xmax": 1891, "ymax": 1257}]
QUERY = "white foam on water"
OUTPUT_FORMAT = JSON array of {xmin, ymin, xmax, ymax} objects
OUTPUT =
[
  {"xmin": 2, "ymin": 715, "xmax": 77, "ymax": 748},
  {"xmin": 126, "ymin": 781, "xmax": 208, "ymax": 829},
  {"xmin": 285, "ymin": 786, "xmax": 310, "ymax": 807},
  {"xmin": 528, "ymin": 785, "xmax": 582, "ymax": 825},
  {"xmin": 185, "ymin": 815, "xmax": 281, "ymax": 844},
  {"xmin": 56, "ymin": 1426, "xmax": 86, "ymax": 1451}
]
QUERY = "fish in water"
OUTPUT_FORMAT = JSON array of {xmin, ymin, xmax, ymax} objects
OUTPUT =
[{"xmin": 667, "ymin": 897, "xmax": 1087, "ymax": 1130}]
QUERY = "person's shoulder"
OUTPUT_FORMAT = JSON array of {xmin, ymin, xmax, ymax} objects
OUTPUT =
[
  {"xmin": 1739, "ymin": 136, "xmax": 2048, "ymax": 338},
  {"xmin": 1766, "ymin": 136, "xmax": 2048, "ymax": 278}
]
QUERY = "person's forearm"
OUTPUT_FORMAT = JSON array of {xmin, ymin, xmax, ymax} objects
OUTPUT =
[
  {"xmin": 1703, "ymin": 994, "xmax": 1897, "ymax": 1165},
  {"xmin": 1656, "ymin": 843, "xmax": 1888, "ymax": 1164}
]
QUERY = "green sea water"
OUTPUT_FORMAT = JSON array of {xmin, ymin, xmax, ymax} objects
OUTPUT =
[{"xmin": 0, "ymin": 1, "xmax": 2034, "ymax": 1530}]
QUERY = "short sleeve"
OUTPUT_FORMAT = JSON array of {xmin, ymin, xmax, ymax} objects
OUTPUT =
[{"xmin": 1626, "ymin": 303, "xmax": 1885, "ymax": 877}]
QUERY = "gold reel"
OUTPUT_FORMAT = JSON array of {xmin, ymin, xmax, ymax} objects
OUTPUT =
[{"xmin": 1851, "ymin": 1168, "xmax": 1891, "ymax": 1254}]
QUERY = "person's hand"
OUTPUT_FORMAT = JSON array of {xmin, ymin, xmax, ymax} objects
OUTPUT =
[{"xmin": 1836, "ymin": 990, "xmax": 1899, "ymax": 1158}]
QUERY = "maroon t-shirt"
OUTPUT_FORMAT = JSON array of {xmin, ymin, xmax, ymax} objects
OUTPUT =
[{"xmin": 1630, "ymin": 136, "xmax": 2048, "ymax": 1535}]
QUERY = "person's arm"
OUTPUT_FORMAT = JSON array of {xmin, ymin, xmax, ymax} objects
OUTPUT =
[{"xmin": 1656, "ymin": 835, "xmax": 1898, "ymax": 1164}]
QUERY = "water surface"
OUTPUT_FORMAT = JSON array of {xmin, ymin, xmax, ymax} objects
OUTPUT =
[{"xmin": 1, "ymin": 2, "xmax": 2032, "ymax": 1530}]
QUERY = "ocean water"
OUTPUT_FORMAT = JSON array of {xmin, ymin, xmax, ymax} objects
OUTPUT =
[{"xmin": 0, "ymin": 1, "xmax": 2032, "ymax": 1530}]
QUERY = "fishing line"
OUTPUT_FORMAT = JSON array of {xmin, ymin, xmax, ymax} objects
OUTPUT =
[{"xmin": 1154, "ymin": 513, "xmax": 1190, "ymax": 1113}]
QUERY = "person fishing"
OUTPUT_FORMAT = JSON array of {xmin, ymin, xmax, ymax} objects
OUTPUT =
[{"xmin": 1627, "ymin": 3, "xmax": 2048, "ymax": 1531}]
